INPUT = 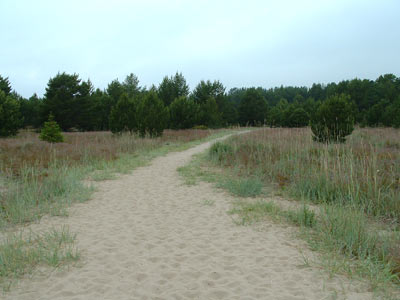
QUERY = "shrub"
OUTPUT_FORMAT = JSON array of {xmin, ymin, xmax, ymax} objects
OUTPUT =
[
  {"xmin": 288, "ymin": 107, "xmax": 309, "ymax": 127},
  {"xmin": 39, "ymin": 114, "xmax": 64, "ymax": 143},
  {"xmin": 311, "ymin": 94, "xmax": 355, "ymax": 143}
]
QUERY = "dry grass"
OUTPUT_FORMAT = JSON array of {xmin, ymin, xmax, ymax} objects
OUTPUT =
[
  {"xmin": 212, "ymin": 127, "xmax": 400, "ymax": 221},
  {"xmin": 0, "ymin": 129, "xmax": 211, "ymax": 178},
  {"xmin": 207, "ymin": 127, "xmax": 400, "ymax": 292},
  {"xmin": 0, "ymin": 129, "xmax": 220, "ymax": 226}
]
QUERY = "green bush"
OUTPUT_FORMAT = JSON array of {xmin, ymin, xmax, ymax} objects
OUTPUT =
[
  {"xmin": 288, "ymin": 107, "xmax": 309, "ymax": 127},
  {"xmin": 39, "ymin": 114, "xmax": 64, "ymax": 143},
  {"xmin": 311, "ymin": 94, "xmax": 355, "ymax": 143}
]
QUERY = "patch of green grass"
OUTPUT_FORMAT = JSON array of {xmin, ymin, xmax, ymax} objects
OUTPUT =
[
  {"xmin": 217, "ymin": 177, "xmax": 263, "ymax": 198},
  {"xmin": 0, "ymin": 165, "xmax": 94, "ymax": 227},
  {"xmin": 228, "ymin": 200, "xmax": 315, "ymax": 228},
  {"xmin": 285, "ymin": 205, "xmax": 317, "ymax": 228},
  {"xmin": 208, "ymin": 141, "xmax": 234, "ymax": 163},
  {"xmin": 306, "ymin": 206, "xmax": 400, "ymax": 297},
  {"xmin": 179, "ymin": 145, "xmax": 265, "ymax": 198},
  {"xmin": 0, "ymin": 226, "xmax": 79, "ymax": 291},
  {"xmin": 228, "ymin": 200, "xmax": 280, "ymax": 225},
  {"xmin": 315, "ymin": 206, "xmax": 381, "ymax": 259},
  {"xmin": 178, "ymin": 152, "xmax": 219, "ymax": 185}
]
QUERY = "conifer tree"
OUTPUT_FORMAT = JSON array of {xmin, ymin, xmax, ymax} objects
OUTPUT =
[
  {"xmin": 0, "ymin": 90, "xmax": 22, "ymax": 137},
  {"xmin": 109, "ymin": 93, "xmax": 138, "ymax": 134},
  {"xmin": 137, "ymin": 91, "xmax": 168, "ymax": 137},
  {"xmin": 39, "ymin": 114, "xmax": 64, "ymax": 143}
]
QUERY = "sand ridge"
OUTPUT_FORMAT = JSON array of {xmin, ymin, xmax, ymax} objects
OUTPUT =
[{"xmin": 4, "ymin": 135, "xmax": 374, "ymax": 300}]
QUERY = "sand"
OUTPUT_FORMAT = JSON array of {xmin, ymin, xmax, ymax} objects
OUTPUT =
[{"xmin": 4, "ymin": 135, "xmax": 374, "ymax": 300}]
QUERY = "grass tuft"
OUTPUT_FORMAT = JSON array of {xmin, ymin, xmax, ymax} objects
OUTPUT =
[
  {"xmin": 217, "ymin": 177, "xmax": 263, "ymax": 198},
  {"xmin": 0, "ymin": 226, "xmax": 79, "ymax": 290},
  {"xmin": 285, "ymin": 205, "xmax": 317, "ymax": 228}
]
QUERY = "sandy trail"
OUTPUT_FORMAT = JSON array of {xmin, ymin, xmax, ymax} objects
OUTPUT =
[{"xmin": 5, "ymin": 135, "xmax": 373, "ymax": 300}]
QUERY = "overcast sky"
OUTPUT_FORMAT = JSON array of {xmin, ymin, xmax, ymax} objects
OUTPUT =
[{"xmin": 1, "ymin": 0, "xmax": 399, "ymax": 98}]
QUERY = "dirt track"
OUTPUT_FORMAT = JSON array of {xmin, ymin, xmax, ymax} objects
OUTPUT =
[{"xmin": 5, "ymin": 135, "xmax": 373, "ymax": 300}]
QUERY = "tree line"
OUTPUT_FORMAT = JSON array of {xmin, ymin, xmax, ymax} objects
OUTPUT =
[{"xmin": 0, "ymin": 72, "xmax": 399, "ymax": 137}]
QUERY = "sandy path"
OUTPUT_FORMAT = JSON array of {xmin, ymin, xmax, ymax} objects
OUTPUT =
[{"xmin": 5, "ymin": 135, "xmax": 374, "ymax": 300}]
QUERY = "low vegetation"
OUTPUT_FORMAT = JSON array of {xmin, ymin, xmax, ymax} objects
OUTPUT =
[
  {"xmin": 0, "ymin": 129, "xmax": 226, "ymax": 227},
  {"xmin": 209, "ymin": 128, "xmax": 400, "ymax": 220},
  {"xmin": 310, "ymin": 94, "xmax": 355, "ymax": 143},
  {"xmin": 181, "ymin": 128, "xmax": 400, "ymax": 296},
  {"xmin": 0, "ymin": 226, "xmax": 79, "ymax": 291}
]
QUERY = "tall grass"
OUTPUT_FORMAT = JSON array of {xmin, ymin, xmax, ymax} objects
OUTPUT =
[
  {"xmin": 0, "ymin": 129, "xmax": 220, "ymax": 227},
  {"xmin": 207, "ymin": 128, "xmax": 400, "ymax": 292},
  {"xmin": 209, "ymin": 128, "xmax": 400, "ymax": 221}
]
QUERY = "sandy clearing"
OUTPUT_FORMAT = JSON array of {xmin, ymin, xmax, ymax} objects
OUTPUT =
[{"xmin": 4, "ymin": 135, "xmax": 374, "ymax": 300}]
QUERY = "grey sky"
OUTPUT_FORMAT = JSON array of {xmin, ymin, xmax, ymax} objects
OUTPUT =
[{"xmin": 1, "ymin": 0, "xmax": 399, "ymax": 98}]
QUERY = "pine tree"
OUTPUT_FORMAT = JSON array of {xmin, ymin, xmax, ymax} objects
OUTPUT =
[
  {"xmin": 137, "ymin": 91, "xmax": 168, "ymax": 137},
  {"xmin": 158, "ymin": 72, "xmax": 190, "ymax": 106},
  {"xmin": 0, "ymin": 90, "xmax": 22, "ymax": 137},
  {"xmin": 0, "ymin": 75, "xmax": 12, "ymax": 96},
  {"xmin": 109, "ymin": 93, "xmax": 137, "ymax": 134},
  {"xmin": 39, "ymin": 114, "xmax": 64, "ymax": 143},
  {"xmin": 169, "ymin": 96, "xmax": 199, "ymax": 129}
]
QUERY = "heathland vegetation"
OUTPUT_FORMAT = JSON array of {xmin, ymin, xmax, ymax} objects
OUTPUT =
[{"xmin": 179, "ymin": 127, "xmax": 400, "ymax": 295}]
